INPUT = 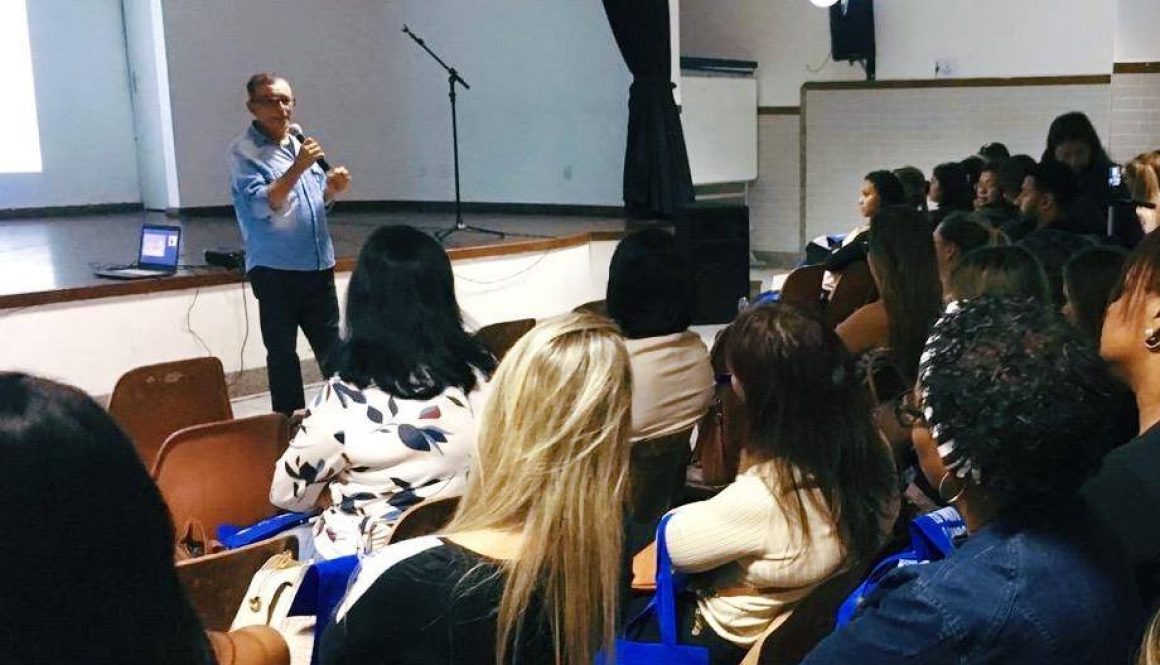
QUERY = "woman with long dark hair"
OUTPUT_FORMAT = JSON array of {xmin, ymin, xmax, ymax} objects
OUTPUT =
[
  {"xmin": 929, "ymin": 162, "xmax": 975, "ymax": 227},
  {"xmin": 1041, "ymin": 111, "xmax": 1114, "ymax": 210},
  {"xmin": 663, "ymin": 304, "xmax": 898, "ymax": 665},
  {"xmin": 270, "ymin": 225, "xmax": 496, "ymax": 559},
  {"xmin": 837, "ymin": 206, "xmax": 943, "ymax": 379},
  {"xmin": 0, "ymin": 373, "xmax": 215, "ymax": 665}
]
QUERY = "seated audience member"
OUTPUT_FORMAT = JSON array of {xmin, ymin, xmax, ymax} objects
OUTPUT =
[
  {"xmin": 319, "ymin": 313, "xmax": 632, "ymax": 665},
  {"xmin": 1041, "ymin": 110, "xmax": 1114, "ymax": 211},
  {"xmin": 803, "ymin": 298, "xmax": 1141, "ymax": 664},
  {"xmin": 1006, "ymin": 161, "xmax": 1103, "ymax": 240},
  {"xmin": 836, "ymin": 206, "xmax": 943, "ymax": 379},
  {"xmin": 946, "ymin": 245, "xmax": 1051, "ymax": 303},
  {"xmin": 662, "ymin": 304, "xmax": 898, "ymax": 665},
  {"xmin": 997, "ymin": 154, "xmax": 1037, "ymax": 208},
  {"xmin": 270, "ymin": 225, "xmax": 495, "ymax": 559},
  {"xmin": 973, "ymin": 161, "xmax": 1020, "ymax": 227},
  {"xmin": 1084, "ymin": 232, "xmax": 1160, "ymax": 606},
  {"xmin": 606, "ymin": 228, "xmax": 713, "ymax": 441},
  {"xmin": 1018, "ymin": 228, "xmax": 1095, "ymax": 307},
  {"xmin": 977, "ymin": 141, "xmax": 1010, "ymax": 164},
  {"xmin": 933, "ymin": 215, "xmax": 1003, "ymax": 296},
  {"xmin": 805, "ymin": 170, "xmax": 905, "ymax": 271},
  {"xmin": 960, "ymin": 155, "xmax": 985, "ymax": 195},
  {"xmin": 0, "ymin": 372, "xmax": 289, "ymax": 665},
  {"xmin": 893, "ymin": 165, "xmax": 929, "ymax": 214},
  {"xmin": 1126, "ymin": 153, "xmax": 1160, "ymax": 235},
  {"xmin": 1063, "ymin": 244, "xmax": 1129, "ymax": 343},
  {"xmin": 929, "ymin": 162, "xmax": 975, "ymax": 227}
]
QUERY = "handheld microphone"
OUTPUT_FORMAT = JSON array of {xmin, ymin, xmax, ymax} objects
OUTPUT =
[{"xmin": 288, "ymin": 123, "xmax": 332, "ymax": 172}]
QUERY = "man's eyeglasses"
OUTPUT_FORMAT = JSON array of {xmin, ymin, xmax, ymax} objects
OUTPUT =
[{"xmin": 251, "ymin": 97, "xmax": 295, "ymax": 108}]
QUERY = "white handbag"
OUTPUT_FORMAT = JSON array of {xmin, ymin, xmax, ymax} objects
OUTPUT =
[{"xmin": 230, "ymin": 551, "xmax": 309, "ymax": 631}]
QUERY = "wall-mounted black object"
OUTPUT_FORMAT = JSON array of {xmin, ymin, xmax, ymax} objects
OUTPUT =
[
  {"xmin": 830, "ymin": 0, "xmax": 876, "ymax": 80},
  {"xmin": 675, "ymin": 202, "xmax": 749, "ymax": 325}
]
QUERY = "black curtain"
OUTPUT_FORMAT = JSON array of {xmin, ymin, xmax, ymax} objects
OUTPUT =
[{"xmin": 602, "ymin": 0, "xmax": 694, "ymax": 219}]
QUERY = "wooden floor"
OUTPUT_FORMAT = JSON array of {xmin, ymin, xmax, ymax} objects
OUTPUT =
[{"xmin": 0, "ymin": 209, "xmax": 637, "ymax": 308}]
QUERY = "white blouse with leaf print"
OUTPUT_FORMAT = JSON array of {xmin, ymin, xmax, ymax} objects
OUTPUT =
[{"xmin": 270, "ymin": 375, "xmax": 487, "ymax": 560}]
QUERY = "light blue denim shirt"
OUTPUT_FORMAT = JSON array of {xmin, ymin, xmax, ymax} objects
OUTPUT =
[{"xmin": 228, "ymin": 122, "xmax": 336, "ymax": 272}]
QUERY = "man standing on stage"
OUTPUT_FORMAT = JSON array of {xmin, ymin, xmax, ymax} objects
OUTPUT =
[{"xmin": 228, "ymin": 73, "xmax": 351, "ymax": 415}]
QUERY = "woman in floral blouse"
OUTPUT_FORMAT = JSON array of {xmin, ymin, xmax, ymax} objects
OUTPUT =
[{"xmin": 270, "ymin": 225, "xmax": 496, "ymax": 559}]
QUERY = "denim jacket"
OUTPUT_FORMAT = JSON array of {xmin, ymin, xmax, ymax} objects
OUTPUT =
[{"xmin": 802, "ymin": 498, "xmax": 1141, "ymax": 664}]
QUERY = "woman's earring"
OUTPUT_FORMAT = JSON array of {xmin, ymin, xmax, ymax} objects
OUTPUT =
[
  {"xmin": 1146, "ymin": 328, "xmax": 1160, "ymax": 352},
  {"xmin": 937, "ymin": 470, "xmax": 966, "ymax": 504}
]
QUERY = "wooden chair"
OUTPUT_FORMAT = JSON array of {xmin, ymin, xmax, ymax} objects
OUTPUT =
[
  {"xmin": 629, "ymin": 428, "xmax": 695, "ymax": 525},
  {"xmin": 825, "ymin": 259, "xmax": 878, "ymax": 329},
  {"xmin": 387, "ymin": 495, "xmax": 462, "ymax": 545},
  {"xmin": 176, "ymin": 535, "xmax": 298, "ymax": 632},
  {"xmin": 751, "ymin": 562, "xmax": 873, "ymax": 665},
  {"xmin": 573, "ymin": 299, "xmax": 608, "ymax": 317},
  {"xmin": 778, "ymin": 265, "xmax": 825, "ymax": 315},
  {"xmin": 475, "ymin": 319, "xmax": 536, "ymax": 361},
  {"xmin": 108, "ymin": 357, "xmax": 233, "ymax": 468},
  {"xmin": 153, "ymin": 413, "xmax": 290, "ymax": 535}
]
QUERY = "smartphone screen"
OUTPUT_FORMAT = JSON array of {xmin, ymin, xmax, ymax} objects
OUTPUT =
[{"xmin": 1109, "ymin": 165, "xmax": 1123, "ymax": 188}]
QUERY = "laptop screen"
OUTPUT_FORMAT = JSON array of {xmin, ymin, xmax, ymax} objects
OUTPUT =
[{"xmin": 138, "ymin": 225, "xmax": 181, "ymax": 269}]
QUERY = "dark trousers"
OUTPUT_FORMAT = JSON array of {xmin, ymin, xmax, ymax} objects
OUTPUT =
[{"xmin": 248, "ymin": 267, "xmax": 340, "ymax": 415}]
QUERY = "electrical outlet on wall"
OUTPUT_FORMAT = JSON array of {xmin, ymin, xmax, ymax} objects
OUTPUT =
[{"xmin": 934, "ymin": 58, "xmax": 959, "ymax": 78}]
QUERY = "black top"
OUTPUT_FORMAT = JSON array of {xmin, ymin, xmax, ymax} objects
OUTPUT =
[
  {"xmin": 318, "ymin": 537, "xmax": 552, "ymax": 665},
  {"xmin": 1082, "ymin": 421, "xmax": 1160, "ymax": 606}
]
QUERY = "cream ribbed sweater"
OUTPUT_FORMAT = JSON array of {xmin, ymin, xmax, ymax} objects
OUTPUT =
[{"xmin": 665, "ymin": 462, "xmax": 846, "ymax": 647}]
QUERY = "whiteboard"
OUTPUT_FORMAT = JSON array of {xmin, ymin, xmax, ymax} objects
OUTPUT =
[{"xmin": 679, "ymin": 74, "xmax": 758, "ymax": 185}]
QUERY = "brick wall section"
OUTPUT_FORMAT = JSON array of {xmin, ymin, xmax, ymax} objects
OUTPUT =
[
  {"xmin": 801, "ymin": 84, "xmax": 1111, "ymax": 242},
  {"xmin": 1109, "ymin": 73, "xmax": 1160, "ymax": 162},
  {"xmin": 749, "ymin": 113, "xmax": 802, "ymax": 253}
]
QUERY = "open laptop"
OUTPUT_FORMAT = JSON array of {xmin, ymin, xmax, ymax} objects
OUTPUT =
[{"xmin": 94, "ymin": 224, "xmax": 182, "ymax": 280}]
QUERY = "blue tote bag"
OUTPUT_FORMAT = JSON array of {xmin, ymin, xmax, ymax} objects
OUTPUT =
[{"xmin": 596, "ymin": 513, "xmax": 709, "ymax": 665}]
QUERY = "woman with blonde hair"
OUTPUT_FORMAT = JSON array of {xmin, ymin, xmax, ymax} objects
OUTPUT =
[
  {"xmin": 1125, "ymin": 153, "xmax": 1160, "ymax": 235},
  {"xmin": 319, "ymin": 312, "xmax": 633, "ymax": 665}
]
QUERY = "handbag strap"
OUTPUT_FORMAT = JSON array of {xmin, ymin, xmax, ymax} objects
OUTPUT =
[{"xmin": 654, "ymin": 513, "xmax": 680, "ymax": 646}]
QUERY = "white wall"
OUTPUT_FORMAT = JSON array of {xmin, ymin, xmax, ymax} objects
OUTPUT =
[
  {"xmin": 681, "ymin": 0, "xmax": 1116, "ymax": 106},
  {"xmin": 1116, "ymin": 0, "xmax": 1160, "ymax": 63},
  {"xmin": 0, "ymin": 0, "xmax": 140, "ymax": 209},
  {"xmin": 160, "ymin": 0, "xmax": 631, "ymax": 209}
]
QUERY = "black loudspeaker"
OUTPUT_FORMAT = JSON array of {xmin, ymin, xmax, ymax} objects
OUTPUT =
[
  {"xmin": 830, "ymin": 0, "xmax": 875, "ymax": 78},
  {"xmin": 675, "ymin": 202, "xmax": 749, "ymax": 325}
]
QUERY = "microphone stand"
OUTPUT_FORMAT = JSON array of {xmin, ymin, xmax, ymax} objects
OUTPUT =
[{"xmin": 402, "ymin": 25, "xmax": 512, "ymax": 243}]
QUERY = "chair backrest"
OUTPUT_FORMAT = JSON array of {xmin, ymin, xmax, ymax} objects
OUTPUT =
[
  {"xmin": 153, "ymin": 414, "xmax": 289, "ymax": 534},
  {"xmin": 629, "ymin": 427, "xmax": 695, "ymax": 525},
  {"xmin": 388, "ymin": 495, "xmax": 462, "ymax": 544},
  {"xmin": 108, "ymin": 357, "xmax": 233, "ymax": 468},
  {"xmin": 778, "ymin": 265, "xmax": 825, "ymax": 314},
  {"xmin": 755, "ymin": 562, "xmax": 872, "ymax": 665},
  {"xmin": 176, "ymin": 535, "xmax": 298, "ymax": 632},
  {"xmin": 475, "ymin": 318, "xmax": 536, "ymax": 361},
  {"xmin": 825, "ymin": 260, "xmax": 879, "ymax": 329},
  {"xmin": 573, "ymin": 299, "xmax": 608, "ymax": 317}
]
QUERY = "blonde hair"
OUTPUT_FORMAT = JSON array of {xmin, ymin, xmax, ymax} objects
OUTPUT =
[
  {"xmin": 1126, "ymin": 153, "xmax": 1160, "ymax": 234},
  {"xmin": 446, "ymin": 312, "xmax": 633, "ymax": 665},
  {"xmin": 1141, "ymin": 608, "xmax": 1160, "ymax": 665}
]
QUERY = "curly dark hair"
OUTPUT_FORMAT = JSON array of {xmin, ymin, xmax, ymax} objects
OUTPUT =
[{"xmin": 919, "ymin": 297, "xmax": 1118, "ymax": 507}]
